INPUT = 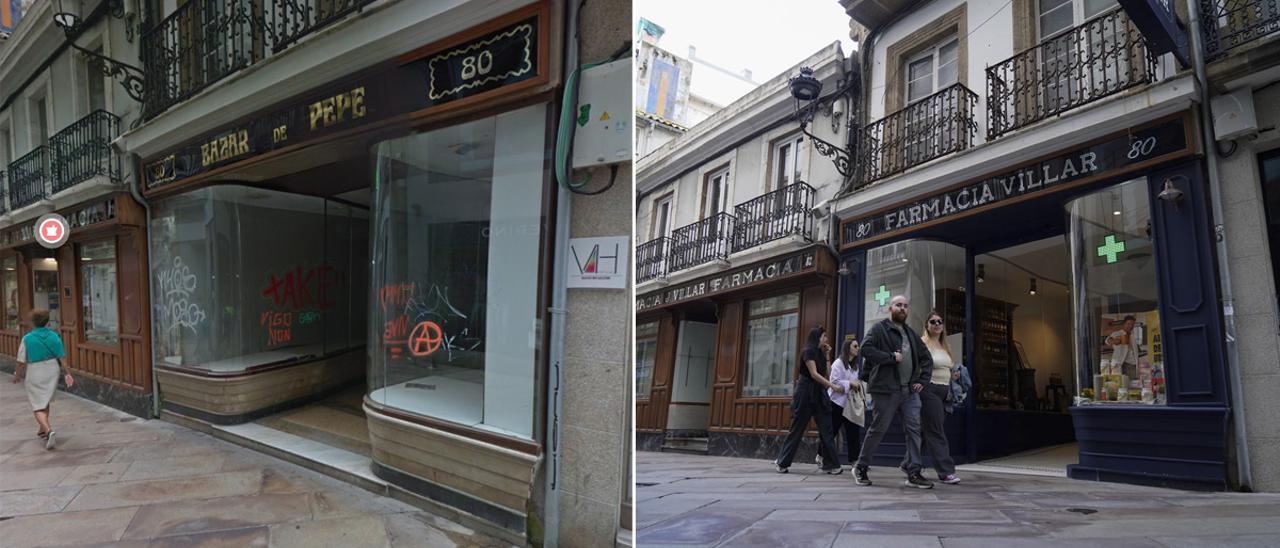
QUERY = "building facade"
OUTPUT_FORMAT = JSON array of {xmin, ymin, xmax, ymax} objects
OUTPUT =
[
  {"xmin": 0, "ymin": 0, "xmax": 153, "ymax": 417},
  {"xmin": 635, "ymin": 43, "xmax": 853, "ymax": 460},
  {"xmin": 834, "ymin": 0, "xmax": 1243, "ymax": 490}
]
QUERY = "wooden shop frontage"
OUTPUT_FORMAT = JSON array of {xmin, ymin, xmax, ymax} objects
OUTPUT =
[
  {"xmin": 0, "ymin": 194, "xmax": 153, "ymax": 417},
  {"xmin": 636, "ymin": 245, "xmax": 838, "ymax": 459}
]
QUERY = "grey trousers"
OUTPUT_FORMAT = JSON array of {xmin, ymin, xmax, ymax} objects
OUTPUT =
[
  {"xmin": 855, "ymin": 386, "xmax": 923, "ymax": 474},
  {"xmin": 906, "ymin": 383, "xmax": 956, "ymax": 478}
]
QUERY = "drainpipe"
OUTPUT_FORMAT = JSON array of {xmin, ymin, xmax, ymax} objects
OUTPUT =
[
  {"xmin": 1187, "ymin": 0, "xmax": 1253, "ymax": 491},
  {"xmin": 122, "ymin": 151, "xmax": 159, "ymax": 419},
  {"xmin": 541, "ymin": 1, "xmax": 581, "ymax": 544}
]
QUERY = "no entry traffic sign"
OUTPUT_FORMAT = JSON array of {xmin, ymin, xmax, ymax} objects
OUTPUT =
[{"xmin": 35, "ymin": 214, "xmax": 69, "ymax": 249}]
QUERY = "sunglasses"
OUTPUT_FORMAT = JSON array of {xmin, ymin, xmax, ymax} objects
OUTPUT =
[{"xmin": 928, "ymin": 319, "xmax": 944, "ymax": 326}]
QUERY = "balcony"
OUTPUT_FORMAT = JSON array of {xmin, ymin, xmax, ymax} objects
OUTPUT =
[
  {"xmin": 0, "ymin": 172, "xmax": 7, "ymax": 214},
  {"xmin": 142, "ymin": 0, "xmax": 375, "ymax": 119},
  {"xmin": 8, "ymin": 147, "xmax": 50, "ymax": 209},
  {"xmin": 636, "ymin": 237, "xmax": 671, "ymax": 284},
  {"xmin": 987, "ymin": 9, "xmax": 1155, "ymax": 140},
  {"xmin": 1200, "ymin": 0, "xmax": 1280, "ymax": 60},
  {"xmin": 733, "ymin": 182, "xmax": 815, "ymax": 252},
  {"xmin": 860, "ymin": 83, "xmax": 979, "ymax": 184},
  {"xmin": 51, "ymin": 110, "xmax": 121, "ymax": 194},
  {"xmin": 668, "ymin": 212, "xmax": 735, "ymax": 273}
]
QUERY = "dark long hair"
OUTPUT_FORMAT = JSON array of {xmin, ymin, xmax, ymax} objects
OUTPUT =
[
  {"xmin": 840, "ymin": 336, "xmax": 859, "ymax": 365},
  {"xmin": 796, "ymin": 325, "xmax": 825, "ymax": 379}
]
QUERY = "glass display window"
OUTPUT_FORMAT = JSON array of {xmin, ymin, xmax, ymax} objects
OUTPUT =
[
  {"xmin": 1, "ymin": 255, "xmax": 17, "ymax": 331},
  {"xmin": 636, "ymin": 321, "xmax": 658, "ymax": 399},
  {"xmin": 741, "ymin": 292, "xmax": 800, "ymax": 397},
  {"xmin": 1066, "ymin": 178, "xmax": 1165, "ymax": 405},
  {"xmin": 862, "ymin": 239, "xmax": 966, "ymax": 351},
  {"xmin": 80, "ymin": 239, "xmax": 118, "ymax": 345},
  {"xmin": 149, "ymin": 185, "xmax": 368, "ymax": 373},
  {"xmin": 368, "ymin": 103, "xmax": 548, "ymax": 441}
]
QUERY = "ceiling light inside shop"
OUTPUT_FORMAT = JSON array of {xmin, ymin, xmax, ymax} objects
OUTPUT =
[{"xmin": 1113, "ymin": 210, "xmax": 1122, "ymax": 216}]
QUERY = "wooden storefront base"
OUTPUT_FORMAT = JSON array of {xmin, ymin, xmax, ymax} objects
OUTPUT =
[
  {"xmin": 156, "ymin": 351, "xmax": 362, "ymax": 424},
  {"xmin": 364, "ymin": 402, "xmax": 539, "ymax": 543}
]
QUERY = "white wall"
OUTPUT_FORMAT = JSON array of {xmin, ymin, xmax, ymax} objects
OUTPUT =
[{"xmin": 670, "ymin": 321, "xmax": 716, "ymax": 403}]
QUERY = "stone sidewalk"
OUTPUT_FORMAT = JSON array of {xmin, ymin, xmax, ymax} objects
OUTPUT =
[
  {"xmin": 0, "ymin": 372, "xmax": 511, "ymax": 547},
  {"xmin": 637, "ymin": 451, "xmax": 1280, "ymax": 547}
]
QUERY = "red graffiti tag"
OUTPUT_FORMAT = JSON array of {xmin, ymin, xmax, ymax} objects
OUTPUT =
[
  {"xmin": 383, "ymin": 315, "xmax": 408, "ymax": 343},
  {"xmin": 408, "ymin": 321, "xmax": 444, "ymax": 357},
  {"xmin": 378, "ymin": 283, "xmax": 414, "ymax": 314},
  {"xmin": 260, "ymin": 311, "xmax": 293, "ymax": 347},
  {"xmin": 262, "ymin": 265, "xmax": 339, "ymax": 311}
]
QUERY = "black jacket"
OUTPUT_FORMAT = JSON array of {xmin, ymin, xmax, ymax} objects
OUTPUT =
[{"xmin": 859, "ymin": 318, "xmax": 933, "ymax": 394}]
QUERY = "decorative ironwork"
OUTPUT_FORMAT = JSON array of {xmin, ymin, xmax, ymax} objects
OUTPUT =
[
  {"xmin": 142, "ymin": 0, "xmax": 376, "ymax": 119},
  {"xmin": 733, "ymin": 182, "xmax": 815, "ymax": 252},
  {"xmin": 51, "ymin": 110, "xmax": 121, "ymax": 193},
  {"xmin": 7, "ymin": 146, "xmax": 50, "ymax": 209},
  {"xmin": 74, "ymin": 44, "xmax": 147, "ymax": 103},
  {"xmin": 1200, "ymin": 0, "xmax": 1280, "ymax": 59},
  {"xmin": 790, "ymin": 67, "xmax": 857, "ymax": 179},
  {"xmin": 668, "ymin": 212, "xmax": 735, "ymax": 273},
  {"xmin": 636, "ymin": 237, "xmax": 671, "ymax": 283},
  {"xmin": 860, "ymin": 83, "xmax": 979, "ymax": 184},
  {"xmin": 987, "ymin": 9, "xmax": 1156, "ymax": 140}
]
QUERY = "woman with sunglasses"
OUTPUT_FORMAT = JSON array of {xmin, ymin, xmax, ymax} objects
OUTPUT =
[
  {"xmin": 916, "ymin": 311, "xmax": 961, "ymax": 484},
  {"xmin": 826, "ymin": 337, "xmax": 863, "ymax": 469}
]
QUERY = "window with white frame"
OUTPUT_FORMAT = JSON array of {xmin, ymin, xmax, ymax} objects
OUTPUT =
[
  {"xmin": 651, "ymin": 193, "xmax": 673, "ymax": 240},
  {"xmin": 1037, "ymin": 0, "xmax": 1123, "ymax": 107},
  {"xmin": 905, "ymin": 37, "xmax": 959, "ymax": 104},
  {"xmin": 30, "ymin": 96, "xmax": 49, "ymax": 147},
  {"xmin": 702, "ymin": 167, "xmax": 730, "ymax": 218},
  {"xmin": 0, "ymin": 125, "xmax": 10, "ymax": 167},
  {"xmin": 770, "ymin": 134, "xmax": 805, "ymax": 191},
  {"xmin": 903, "ymin": 36, "xmax": 960, "ymax": 163},
  {"xmin": 83, "ymin": 46, "xmax": 108, "ymax": 114}
]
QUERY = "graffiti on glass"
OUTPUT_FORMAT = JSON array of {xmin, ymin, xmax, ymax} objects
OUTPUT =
[
  {"xmin": 156, "ymin": 257, "xmax": 207, "ymax": 334},
  {"xmin": 378, "ymin": 282, "xmax": 482, "ymax": 362}
]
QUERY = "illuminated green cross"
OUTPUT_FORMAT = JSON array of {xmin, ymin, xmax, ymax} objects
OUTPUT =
[
  {"xmin": 875, "ymin": 284, "xmax": 891, "ymax": 306},
  {"xmin": 1097, "ymin": 234, "xmax": 1127, "ymax": 264}
]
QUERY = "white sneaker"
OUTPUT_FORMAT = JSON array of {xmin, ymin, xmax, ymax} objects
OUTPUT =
[
  {"xmin": 44, "ymin": 431, "xmax": 56, "ymax": 450},
  {"xmin": 939, "ymin": 474, "xmax": 961, "ymax": 484},
  {"xmin": 815, "ymin": 454, "xmax": 823, "ymax": 468}
]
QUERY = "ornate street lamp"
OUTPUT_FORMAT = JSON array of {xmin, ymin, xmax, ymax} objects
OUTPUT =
[
  {"xmin": 789, "ymin": 66, "xmax": 854, "ymax": 179},
  {"xmin": 53, "ymin": 0, "xmax": 147, "ymax": 104}
]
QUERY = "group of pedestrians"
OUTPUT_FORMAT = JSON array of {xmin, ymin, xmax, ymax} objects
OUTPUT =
[{"xmin": 774, "ymin": 295, "xmax": 970, "ymax": 489}]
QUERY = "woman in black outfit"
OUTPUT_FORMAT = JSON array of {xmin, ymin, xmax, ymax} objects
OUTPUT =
[{"xmin": 774, "ymin": 325, "xmax": 844, "ymax": 474}]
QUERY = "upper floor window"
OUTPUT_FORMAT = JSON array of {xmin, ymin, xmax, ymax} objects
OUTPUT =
[
  {"xmin": 30, "ymin": 96, "xmax": 48, "ymax": 147},
  {"xmin": 770, "ymin": 134, "xmax": 805, "ymax": 191},
  {"xmin": 83, "ymin": 46, "xmax": 108, "ymax": 114},
  {"xmin": 1038, "ymin": 0, "xmax": 1118, "ymax": 39},
  {"xmin": 0, "ymin": 125, "xmax": 10, "ymax": 166},
  {"xmin": 906, "ymin": 37, "xmax": 959, "ymax": 103},
  {"xmin": 651, "ymin": 192, "xmax": 674, "ymax": 240},
  {"xmin": 702, "ymin": 167, "xmax": 730, "ymax": 218}
]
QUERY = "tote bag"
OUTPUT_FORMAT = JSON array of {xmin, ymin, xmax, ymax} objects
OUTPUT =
[{"xmin": 842, "ymin": 379, "xmax": 867, "ymax": 427}]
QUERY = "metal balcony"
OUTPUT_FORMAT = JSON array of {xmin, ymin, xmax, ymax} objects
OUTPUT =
[
  {"xmin": 668, "ymin": 212, "xmax": 735, "ymax": 273},
  {"xmin": 636, "ymin": 237, "xmax": 671, "ymax": 283},
  {"xmin": 987, "ymin": 9, "xmax": 1156, "ymax": 140},
  {"xmin": 51, "ymin": 110, "xmax": 121, "ymax": 194},
  {"xmin": 8, "ymin": 146, "xmax": 50, "ymax": 209},
  {"xmin": 860, "ymin": 83, "xmax": 979, "ymax": 184},
  {"xmin": 141, "ymin": 0, "xmax": 375, "ymax": 119},
  {"xmin": 733, "ymin": 182, "xmax": 815, "ymax": 252},
  {"xmin": 1200, "ymin": 0, "xmax": 1280, "ymax": 59}
]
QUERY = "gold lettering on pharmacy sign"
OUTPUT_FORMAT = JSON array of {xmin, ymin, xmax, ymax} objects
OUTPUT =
[{"xmin": 636, "ymin": 251, "xmax": 817, "ymax": 311}]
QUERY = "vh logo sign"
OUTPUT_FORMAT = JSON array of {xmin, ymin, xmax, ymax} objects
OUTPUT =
[{"xmin": 567, "ymin": 236, "xmax": 629, "ymax": 289}]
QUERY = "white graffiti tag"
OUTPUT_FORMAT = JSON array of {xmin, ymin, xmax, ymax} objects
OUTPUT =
[{"xmin": 157, "ymin": 257, "xmax": 207, "ymax": 334}]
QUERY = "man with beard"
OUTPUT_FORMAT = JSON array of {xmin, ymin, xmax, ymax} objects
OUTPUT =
[{"xmin": 853, "ymin": 295, "xmax": 934, "ymax": 489}]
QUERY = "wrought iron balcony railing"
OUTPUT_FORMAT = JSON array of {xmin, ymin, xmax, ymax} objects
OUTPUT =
[
  {"xmin": 987, "ymin": 9, "xmax": 1156, "ymax": 140},
  {"xmin": 668, "ymin": 212, "xmax": 735, "ymax": 273},
  {"xmin": 636, "ymin": 237, "xmax": 671, "ymax": 283},
  {"xmin": 733, "ymin": 182, "xmax": 815, "ymax": 252},
  {"xmin": 1200, "ymin": 0, "xmax": 1280, "ymax": 59},
  {"xmin": 142, "ymin": 0, "xmax": 376, "ymax": 119},
  {"xmin": 860, "ymin": 84, "xmax": 979, "ymax": 183},
  {"xmin": 51, "ymin": 110, "xmax": 121, "ymax": 194},
  {"xmin": 8, "ymin": 146, "xmax": 50, "ymax": 209}
]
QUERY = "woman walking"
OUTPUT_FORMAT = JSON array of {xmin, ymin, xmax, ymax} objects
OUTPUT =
[
  {"xmin": 10, "ymin": 309, "xmax": 72, "ymax": 450},
  {"xmin": 827, "ymin": 337, "xmax": 863, "ymax": 469},
  {"xmin": 774, "ymin": 325, "xmax": 843, "ymax": 474},
  {"xmin": 917, "ymin": 311, "xmax": 960, "ymax": 484}
]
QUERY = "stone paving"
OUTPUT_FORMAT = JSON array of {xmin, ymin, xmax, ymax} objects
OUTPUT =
[
  {"xmin": 0, "ymin": 372, "xmax": 512, "ymax": 547},
  {"xmin": 637, "ymin": 451, "xmax": 1280, "ymax": 547}
]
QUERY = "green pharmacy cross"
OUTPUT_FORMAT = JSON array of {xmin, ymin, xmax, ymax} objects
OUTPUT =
[
  {"xmin": 875, "ymin": 284, "xmax": 890, "ymax": 307},
  {"xmin": 1097, "ymin": 234, "xmax": 1127, "ymax": 264}
]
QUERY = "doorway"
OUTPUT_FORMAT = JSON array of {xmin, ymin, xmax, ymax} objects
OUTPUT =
[
  {"xmin": 663, "ymin": 303, "xmax": 717, "ymax": 453},
  {"xmin": 32, "ymin": 258, "xmax": 59, "ymax": 328}
]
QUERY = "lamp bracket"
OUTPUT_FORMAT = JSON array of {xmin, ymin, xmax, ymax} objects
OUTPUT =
[{"xmin": 71, "ymin": 42, "xmax": 146, "ymax": 103}]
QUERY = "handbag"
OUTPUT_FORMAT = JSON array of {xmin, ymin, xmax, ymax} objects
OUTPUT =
[{"xmin": 842, "ymin": 380, "xmax": 867, "ymax": 427}]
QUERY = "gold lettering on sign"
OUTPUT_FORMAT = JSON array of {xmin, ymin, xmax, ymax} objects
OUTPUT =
[
  {"xmin": 272, "ymin": 125, "xmax": 288, "ymax": 144},
  {"xmin": 309, "ymin": 87, "xmax": 367, "ymax": 130},
  {"xmin": 201, "ymin": 130, "xmax": 250, "ymax": 167}
]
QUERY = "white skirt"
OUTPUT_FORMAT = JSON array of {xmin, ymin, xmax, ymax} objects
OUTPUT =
[{"xmin": 24, "ymin": 359, "xmax": 60, "ymax": 411}]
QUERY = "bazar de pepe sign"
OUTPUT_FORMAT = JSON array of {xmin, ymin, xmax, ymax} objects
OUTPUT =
[
  {"xmin": 637, "ymin": 251, "xmax": 816, "ymax": 311},
  {"xmin": 841, "ymin": 118, "xmax": 1190, "ymax": 247}
]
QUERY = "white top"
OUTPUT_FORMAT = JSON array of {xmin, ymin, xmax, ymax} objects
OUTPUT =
[{"xmin": 927, "ymin": 341, "xmax": 953, "ymax": 386}]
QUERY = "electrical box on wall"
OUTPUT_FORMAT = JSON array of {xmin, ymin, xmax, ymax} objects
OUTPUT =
[
  {"xmin": 572, "ymin": 59, "xmax": 631, "ymax": 168},
  {"xmin": 1212, "ymin": 88, "xmax": 1258, "ymax": 141}
]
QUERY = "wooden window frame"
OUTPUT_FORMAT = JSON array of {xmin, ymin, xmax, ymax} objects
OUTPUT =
[
  {"xmin": 636, "ymin": 321, "xmax": 660, "ymax": 401},
  {"xmin": 0, "ymin": 254, "xmax": 19, "ymax": 334},
  {"xmin": 77, "ymin": 236, "xmax": 120, "ymax": 350},
  {"xmin": 739, "ymin": 290, "xmax": 803, "ymax": 399}
]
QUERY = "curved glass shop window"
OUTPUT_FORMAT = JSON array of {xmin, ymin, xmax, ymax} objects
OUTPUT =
[
  {"xmin": 368, "ymin": 104, "xmax": 548, "ymax": 441},
  {"xmin": 863, "ymin": 240, "xmax": 966, "ymax": 354},
  {"xmin": 1068, "ymin": 178, "xmax": 1164, "ymax": 404},
  {"xmin": 149, "ymin": 186, "xmax": 367, "ymax": 373}
]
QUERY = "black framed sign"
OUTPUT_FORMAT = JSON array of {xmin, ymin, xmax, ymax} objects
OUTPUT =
[{"xmin": 421, "ymin": 17, "xmax": 539, "ymax": 107}]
